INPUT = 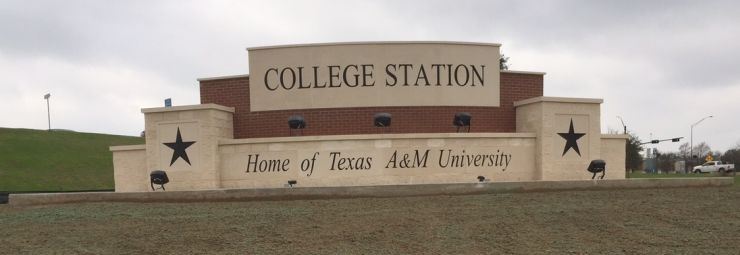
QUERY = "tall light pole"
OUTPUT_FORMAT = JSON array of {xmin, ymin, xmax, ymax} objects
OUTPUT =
[
  {"xmin": 690, "ymin": 115, "xmax": 713, "ymax": 165},
  {"xmin": 617, "ymin": 116, "xmax": 626, "ymax": 134},
  {"xmin": 44, "ymin": 93, "xmax": 51, "ymax": 131}
]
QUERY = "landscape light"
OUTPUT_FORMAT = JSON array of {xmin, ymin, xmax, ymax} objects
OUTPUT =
[
  {"xmin": 150, "ymin": 170, "xmax": 169, "ymax": 191},
  {"xmin": 587, "ymin": 159, "xmax": 606, "ymax": 179}
]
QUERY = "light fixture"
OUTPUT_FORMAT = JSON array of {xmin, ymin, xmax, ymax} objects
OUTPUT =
[
  {"xmin": 150, "ymin": 170, "xmax": 169, "ymax": 191},
  {"xmin": 288, "ymin": 115, "xmax": 306, "ymax": 136},
  {"xmin": 374, "ymin": 113, "xmax": 392, "ymax": 126},
  {"xmin": 454, "ymin": 112, "xmax": 471, "ymax": 132},
  {"xmin": 43, "ymin": 93, "xmax": 51, "ymax": 131},
  {"xmin": 587, "ymin": 160, "xmax": 606, "ymax": 179}
]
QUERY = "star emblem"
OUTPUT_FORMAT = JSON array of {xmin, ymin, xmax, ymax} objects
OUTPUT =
[
  {"xmin": 163, "ymin": 127, "xmax": 196, "ymax": 166},
  {"xmin": 558, "ymin": 118, "xmax": 586, "ymax": 157}
]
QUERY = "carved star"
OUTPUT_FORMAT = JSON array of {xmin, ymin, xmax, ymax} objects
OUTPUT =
[
  {"xmin": 163, "ymin": 127, "xmax": 196, "ymax": 166},
  {"xmin": 558, "ymin": 119, "xmax": 586, "ymax": 157}
]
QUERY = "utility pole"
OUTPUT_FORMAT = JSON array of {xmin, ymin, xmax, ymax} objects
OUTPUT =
[
  {"xmin": 617, "ymin": 116, "xmax": 626, "ymax": 134},
  {"xmin": 44, "ymin": 93, "xmax": 51, "ymax": 131},
  {"xmin": 690, "ymin": 115, "xmax": 713, "ymax": 171}
]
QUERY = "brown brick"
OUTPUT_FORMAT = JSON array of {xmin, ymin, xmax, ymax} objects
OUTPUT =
[{"xmin": 199, "ymin": 72, "xmax": 543, "ymax": 139}]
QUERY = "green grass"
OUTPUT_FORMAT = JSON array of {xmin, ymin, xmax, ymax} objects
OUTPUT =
[
  {"xmin": 0, "ymin": 128, "xmax": 143, "ymax": 192},
  {"xmin": 628, "ymin": 172, "xmax": 739, "ymax": 187}
]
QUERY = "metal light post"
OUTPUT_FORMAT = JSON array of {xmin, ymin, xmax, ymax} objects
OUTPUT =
[
  {"xmin": 617, "ymin": 116, "xmax": 626, "ymax": 134},
  {"xmin": 44, "ymin": 93, "xmax": 51, "ymax": 131},
  {"xmin": 690, "ymin": 115, "xmax": 713, "ymax": 170}
]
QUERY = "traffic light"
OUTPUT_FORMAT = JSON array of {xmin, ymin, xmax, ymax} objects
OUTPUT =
[
  {"xmin": 651, "ymin": 140, "xmax": 659, "ymax": 144},
  {"xmin": 671, "ymin": 138, "xmax": 682, "ymax": 142}
]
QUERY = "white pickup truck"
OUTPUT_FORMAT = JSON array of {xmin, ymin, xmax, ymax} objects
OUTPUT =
[{"xmin": 692, "ymin": 161, "xmax": 735, "ymax": 173}]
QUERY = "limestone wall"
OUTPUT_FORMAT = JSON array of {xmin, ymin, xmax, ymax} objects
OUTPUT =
[
  {"xmin": 111, "ymin": 97, "xmax": 627, "ymax": 192},
  {"xmin": 111, "ymin": 145, "xmax": 147, "ymax": 192},
  {"xmin": 515, "ymin": 97, "xmax": 626, "ymax": 180},
  {"xmin": 218, "ymin": 133, "xmax": 537, "ymax": 189},
  {"xmin": 141, "ymin": 104, "xmax": 234, "ymax": 191},
  {"xmin": 601, "ymin": 135, "xmax": 628, "ymax": 179}
]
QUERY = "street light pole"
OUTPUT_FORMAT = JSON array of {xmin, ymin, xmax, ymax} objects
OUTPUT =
[
  {"xmin": 690, "ymin": 115, "xmax": 713, "ymax": 169},
  {"xmin": 617, "ymin": 116, "xmax": 626, "ymax": 134},
  {"xmin": 44, "ymin": 93, "xmax": 51, "ymax": 131}
]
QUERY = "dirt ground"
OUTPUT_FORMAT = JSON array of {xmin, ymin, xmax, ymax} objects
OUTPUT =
[{"xmin": 1, "ymin": 186, "xmax": 739, "ymax": 254}]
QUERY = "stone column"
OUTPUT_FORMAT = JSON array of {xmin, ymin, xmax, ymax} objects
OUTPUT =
[
  {"xmin": 515, "ymin": 97, "xmax": 606, "ymax": 180},
  {"xmin": 141, "ymin": 104, "xmax": 234, "ymax": 191}
]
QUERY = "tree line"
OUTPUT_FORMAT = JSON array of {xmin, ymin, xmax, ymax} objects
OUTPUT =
[{"xmin": 625, "ymin": 133, "xmax": 740, "ymax": 173}]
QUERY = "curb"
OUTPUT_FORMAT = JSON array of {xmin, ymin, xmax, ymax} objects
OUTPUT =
[{"xmin": 7, "ymin": 177, "xmax": 734, "ymax": 206}]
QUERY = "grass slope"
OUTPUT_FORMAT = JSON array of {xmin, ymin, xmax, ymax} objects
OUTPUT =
[
  {"xmin": 629, "ymin": 172, "xmax": 739, "ymax": 187},
  {"xmin": 0, "ymin": 128, "xmax": 143, "ymax": 192}
]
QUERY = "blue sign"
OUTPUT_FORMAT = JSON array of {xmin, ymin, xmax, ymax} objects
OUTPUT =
[{"xmin": 164, "ymin": 98, "xmax": 172, "ymax": 107}]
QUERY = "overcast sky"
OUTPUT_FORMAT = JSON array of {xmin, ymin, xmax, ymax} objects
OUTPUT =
[{"xmin": 1, "ymin": 0, "xmax": 738, "ymax": 152}]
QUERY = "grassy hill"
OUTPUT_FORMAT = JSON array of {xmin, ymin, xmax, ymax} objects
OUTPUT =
[{"xmin": 0, "ymin": 128, "xmax": 143, "ymax": 192}]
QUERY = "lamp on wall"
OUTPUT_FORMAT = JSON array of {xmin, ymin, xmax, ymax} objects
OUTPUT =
[
  {"xmin": 374, "ymin": 113, "xmax": 392, "ymax": 133},
  {"xmin": 453, "ymin": 112, "xmax": 471, "ymax": 133},
  {"xmin": 287, "ymin": 180, "xmax": 297, "ymax": 187},
  {"xmin": 477, "ymin": 176, "xmax": 486, "ymax": 182},
  {"xmin": 288, "ymin": 115, "xmax": 306, "ymax": 136}
]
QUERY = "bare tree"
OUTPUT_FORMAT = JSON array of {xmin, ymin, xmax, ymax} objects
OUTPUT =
[
  {"xmin": 693, "ymin": 142, "xmax": 712, "ymax": 159},
  {"xmin": 712, "ymin": 150, "xmax": 723, "ymax": 158},
  {"xmin": 678, "ymin": 142, "xmax": 691, "ymax": 158},
  {"xmin": 657, "ymin": 152, "xmax": 680, "ymax": 173},
  {"xmin": 721, "ymin": 148, "xmax": 740, "ymax": 165}
]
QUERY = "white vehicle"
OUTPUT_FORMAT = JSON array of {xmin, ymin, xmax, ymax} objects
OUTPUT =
[{"xmin": 692, "ymin": 161, "xmax": 735, "ymax": 174}]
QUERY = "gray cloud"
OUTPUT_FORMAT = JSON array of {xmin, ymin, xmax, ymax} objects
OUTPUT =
[{"xmin": 0, "ymin": 0, "xmax": 737, "ymax": 151}]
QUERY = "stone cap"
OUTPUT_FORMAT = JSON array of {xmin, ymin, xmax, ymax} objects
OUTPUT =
[
  {"xmin": 221, "ymin": 132, "xmax": 537, "ymax": 145},
  {"xmin": 197, "ymin": 74, "xmax": 250, "ymax": 82},
  {"xmin": 247, "ymin": 41, "xmax": 502, "ymax": 51},
  {"xmin": 110, "ymin": 144, "xmax": 146, "ymax": 152},
  {"xmin": 141, "ymin": 103, "xmax": 235, "ymax": 114},
  {"xmin": 501, "ymin": 70, "xmax": 546, "ymax": 75},
  {"xmin": 601, "ymin": 134, "xmax": 630, "ymax": 139},
  {"xmin": 513, "ymin": 96, "xmax": 603, "ymax": 107}
]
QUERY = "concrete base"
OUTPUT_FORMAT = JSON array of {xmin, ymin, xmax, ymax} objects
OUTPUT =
[{"xmin": 8, "ymin": 178, "xmax": 733, "ymax": 206}]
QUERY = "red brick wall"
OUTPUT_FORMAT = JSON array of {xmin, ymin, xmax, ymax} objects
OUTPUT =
[{"xmin": 200, "ymin": 72, "xmax": 543, "ymax": 139}]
